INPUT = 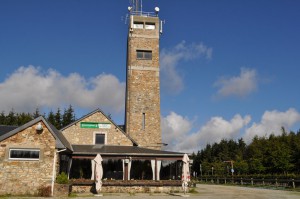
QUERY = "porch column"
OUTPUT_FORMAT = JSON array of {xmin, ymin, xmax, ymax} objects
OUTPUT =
[
  {"xmin": 122, "ymin": 159, "xmax": 131, "ymax": 180},
  {"xmin": 67, "ymin": 158, "xmax": 72, "ymax": 179},
  {"xmin": 151, "ymin": 160, "xmax": 155, "ymax": 180},
  {"xmin": 151, "ymin": 159, "xmax": 161, "ymax": 181}
]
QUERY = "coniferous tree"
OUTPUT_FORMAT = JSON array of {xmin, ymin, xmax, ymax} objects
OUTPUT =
[
  {"xmin": 6, "ymin": 109, "xmax": 17, "ymax": 125},
  {"xmin": 0, "ymin": 111, "xmax": 6, "ymax": 125},
  {"xmin": 16, "ymin": 112, "xmax": 33, "ymax": 126},
  {"xmin": 62, "ymin": 105, "xmax": 75, "ymax": 127},
  {"xmin": 55, "ymin": 108, "xmax": 62, "ymax": 129},
  {"xmin": 47, "ymin": 110, "xmax": 56, "ymax": 127},
  {"xmin": 33, "ymin": 108, "xmax": 41, "ymax": 118}
]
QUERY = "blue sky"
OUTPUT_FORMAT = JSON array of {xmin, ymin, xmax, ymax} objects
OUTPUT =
[{"xmin": 1, "ymin": 0, "xmax": 300, "ymax": 152}]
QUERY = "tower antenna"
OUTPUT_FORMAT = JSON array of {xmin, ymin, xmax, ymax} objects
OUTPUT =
[{"xmin": 130, "ymin": 0, "xmax": 141, "ymax": 13}]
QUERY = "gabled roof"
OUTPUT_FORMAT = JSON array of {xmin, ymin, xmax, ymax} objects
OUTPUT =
[
  {"xmin": 72, "ymin": 145, "xmax": 184, "ymax": 157},
  {"xmin": 60, "ymin": 108, "xmax": 138, "ymax": 146},
  {"xmin": 0, "ymin": 125, "xmax": 18, "ymax": 137},
  {"xmin": 0, "ymin": 116, "xmax": 72, "ymax": 151}
]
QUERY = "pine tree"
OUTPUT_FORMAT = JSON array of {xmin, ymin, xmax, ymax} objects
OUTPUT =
[
  {"xmin": 62, "ymin": 105, "xmax": 75, "ymax": 127},
  {"xmin": 0, "ymin": 111, "xmax": 6, "ymax": 125},
  {"xmin": 55, "ymin": 108, "xmax": 62, "ymax": 129},
  {"xmin": 6, "ymin": 109, "xmax": 17, "ymax": 125},
  {"xmin": 33, "ymin": 108, "xmax": 41, "ymax": 118},
  {"xmin": 47, "ymin": 110, "xmax": 56, "ymax": 127}
]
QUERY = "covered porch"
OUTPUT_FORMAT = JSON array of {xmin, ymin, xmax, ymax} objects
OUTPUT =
[{"xmin": 60, "ymin": 145, "xmax": 186, "ymax": 192}]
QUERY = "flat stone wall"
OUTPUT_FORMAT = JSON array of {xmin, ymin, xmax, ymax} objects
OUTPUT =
[
  {"xmin": 71, "ymin": 185, "xmax": 183, "ymax": 194},
  {"xmin": 0, "ymin": 122, "xmax": 56, "ymax": 195}
]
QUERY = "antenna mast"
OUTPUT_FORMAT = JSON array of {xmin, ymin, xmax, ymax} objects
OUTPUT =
[{"xmin": 130, "ymin": 0, "xmax": 143, "ymax": 13}]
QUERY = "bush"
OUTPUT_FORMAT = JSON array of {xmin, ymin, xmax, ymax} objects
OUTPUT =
[
  {"xmin": 56, "ymin": 172, "xmax": 69, "ymax": 184},
  {"xmin": 38, "ymin": 185, "xmax": 51, "ymax": 197}
]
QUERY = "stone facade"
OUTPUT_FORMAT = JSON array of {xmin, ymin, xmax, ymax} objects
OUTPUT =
[
  {"xmin": 125, "ymin": 15, "xmax": 162, "ymax": 150},
  {"xmin": 62, "ymin": 111, "xmax": 133, "ymax": 146},
  {"xmin": 0, "ymin": 121, "xmax": 57, "ymax": 195}
]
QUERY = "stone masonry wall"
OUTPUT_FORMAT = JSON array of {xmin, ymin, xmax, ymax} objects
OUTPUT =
[
  {"xmin": 0, "ymin": 122, "xmax": 56, "ymax": 195},
  {"xmin": 62, "ymin": 112, "xmax": 133, "ymax": 146},
  {"xmin": 72, "ymin": 185, "xmax": 183, "ymax": 194}
]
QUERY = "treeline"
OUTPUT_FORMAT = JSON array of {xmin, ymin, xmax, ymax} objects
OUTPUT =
[
  {"xmin": 192, "ymin": 128, "xmax": 300, "ymax": 177},
  {"xmin": 0, "ymin": 105, "xmax": 76, "ymax": 129}
]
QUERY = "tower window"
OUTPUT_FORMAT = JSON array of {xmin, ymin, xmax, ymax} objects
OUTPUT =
[
  {"xmin": 133, "ymin": 21, "xmax": 144, "ymax": 29},
  {"xmin": 137, "ymin": 50, "xmax": 152, "ymax": 60},
  {"xmin": 145, "ymin": 22, "xmax": 155, "ymax": 30}
]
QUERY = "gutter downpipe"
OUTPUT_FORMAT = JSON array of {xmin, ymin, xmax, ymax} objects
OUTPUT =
[{"xmin": 51, "ymin": 148, "xmax": 67, "ymax": 196}]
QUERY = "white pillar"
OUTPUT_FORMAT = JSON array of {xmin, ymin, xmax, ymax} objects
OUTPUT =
[
  {"xmin": 157, "ymin": 160, "xmax": 161, "ymax": 181},
  {"xmin": 128, "ymin": 160, "xmax": 132, "ymax": 180},
  {"xmin": 91, "ymin": 159, "xmax": 95, "ymax": 180},
  {"xmin": 151, "ymin": 160, "xmax": 155, "ymax": 180}
]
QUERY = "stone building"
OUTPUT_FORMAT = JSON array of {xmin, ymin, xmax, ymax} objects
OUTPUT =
[
  {"xmin": 0, "ymin": 3, "xmax": 186, "ymax": 196},
  {"xmin": 0, "ymin": 117, "xmax": 72, "ymax": 195}
]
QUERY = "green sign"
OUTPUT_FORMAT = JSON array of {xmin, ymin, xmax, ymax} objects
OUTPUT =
[{"xmin": 80, "ymin": 122, "xmax": 111, "ymax": 129}]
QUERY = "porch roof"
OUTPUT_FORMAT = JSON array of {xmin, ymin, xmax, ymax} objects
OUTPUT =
[{"xmin": 72, "ymin": 144, "xmax": 184, "ymax": 157}]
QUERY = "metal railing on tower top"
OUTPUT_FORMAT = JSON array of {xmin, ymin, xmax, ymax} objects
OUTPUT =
[{"xmin": 129, "ymin": 10, "xmax": 158, "ymax": 17}]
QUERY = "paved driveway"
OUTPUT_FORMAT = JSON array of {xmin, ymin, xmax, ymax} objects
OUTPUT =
[
  {"xmin": 76, "ymin": 184, "xmax": 300, "ymax": 199},
  {"xmin": 6, "ymin": 184, "xmax": 300, "ymax": 199}
]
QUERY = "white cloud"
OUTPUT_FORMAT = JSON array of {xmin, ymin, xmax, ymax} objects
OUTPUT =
[
  {"xmin": 0, "ymin": 65, "xmax": 125, "ymax": 114},
  {"xmin": 161, "ymin": 112, "xmax": 193, "ymax": 149},
  {"xmin": 162, "ymin": 111, "xmax": 251, "ymax": 153},
  {"xmin": 162, "ymin": 108, "xmax": 300, "ymax": 153},
  {"xmin": 214, "ymin": 67, "xmax": 257, "ymax": 98},
  {"xmin": 160, "ymin": 41, "xmax": 212, "ymax": 94},
  {"xmin": 243, "ymin": 108, "xmax": 300, "ymax": 143}
]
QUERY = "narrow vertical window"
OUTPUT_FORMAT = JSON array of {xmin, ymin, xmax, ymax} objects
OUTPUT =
[{"xmin": 142, "ymin": 113, "xmax": 146, "ymax": 130}]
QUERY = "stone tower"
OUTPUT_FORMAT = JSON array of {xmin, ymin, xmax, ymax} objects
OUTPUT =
[{"xmin": 125, "ymin": 5, "xmax": 162, "ymax": 150}]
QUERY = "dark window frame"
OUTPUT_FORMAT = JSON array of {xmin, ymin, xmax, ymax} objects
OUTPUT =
[
  {"xmin": 9, "ymin": 148, "xmax": 40, "ymax": 161},
  {"xmin": 136, "ymin": 50, "xmax": 152, "ymax": 60},
  {"xmin": 95, "ymin": 133, "xmax": 105, "ymax": 145},
  {"xmin": 133, "ymin": 21, "xmax": 144, "ymax": 29},
  {"xmin": 145, "ymin": 22, "xmax": 156, "ymax": 30}
]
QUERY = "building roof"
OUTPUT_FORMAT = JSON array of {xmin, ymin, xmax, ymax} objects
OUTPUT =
[
  {"xmin": 60, "ymin": 108, "xmax": 139, "ymax": 146},
  {"xmin": 72, "ymin": 144, "xmax": 184, "ymax": 157},
  {"xmin": 0, "ymin": 125, "xmax": 18, "ymax": 137},
  {"xmin": 0, "ymin": 116, "xmax": 72, "ymax": 151}
]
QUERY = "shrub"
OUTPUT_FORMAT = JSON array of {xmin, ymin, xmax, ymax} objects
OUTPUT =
[{"xmin": 56, "ymin": 172, "xmax": 69, "ymax": 184}]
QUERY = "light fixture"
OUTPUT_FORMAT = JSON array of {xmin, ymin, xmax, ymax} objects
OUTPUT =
[
  {"xmin": 155, "ymin": 7, "xmax": 160, "ymax": 15},
  {"xmin": 36, "ymin": 122, "xmax": 43, "ymax": 131},
  {"xmin": 128, "ymin": 6, "xmax": 132, "ymax": 12}
]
